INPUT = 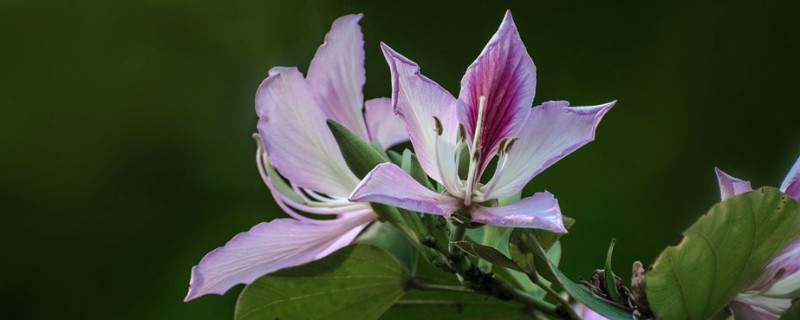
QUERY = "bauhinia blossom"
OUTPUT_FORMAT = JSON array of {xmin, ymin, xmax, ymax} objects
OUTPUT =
[
  {"xmin": 349, "ymin": 11, "xmax": 615, "ymax": 232},
  {"xmin": 716, "ymin": 153, "xmax": 800, "ymax": 319},
  {"xmin": 185, "ymin": 14, "xmax": 407, "ymax": 301}
]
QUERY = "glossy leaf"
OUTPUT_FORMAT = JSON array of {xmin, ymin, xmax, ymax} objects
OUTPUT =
[
  {"xmin": 234, "ymin": 244, "xmax": 408, "ymax": 320},
  {"xmin": 646, "ymin": 187, "xmax": 800, "ymax": 320}
]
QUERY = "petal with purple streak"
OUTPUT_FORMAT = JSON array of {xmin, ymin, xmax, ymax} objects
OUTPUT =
[
  {"xmin": 481, "ymin": 101, "xmax": 614, "ymax": 200},
  {"xmin": 184, "ymin": 211, "xmax": 373, "ymax": 301},
  {"xmin": 780, "ymin": 154, "xmax": 800, "ymax": 200},
  {"xmin": 364, "ymin": 97, "xmax": 408, "ymax": 148},
  {"xmin": 306, "ymin": 14, "xmax": 369, "ymax": 140},
  {"xmin": 381, "ymin": 43, "xmax": 460, "ymax": 193},
  {"xmin": 349, "ymin": 163, "xmax": 463, "ymax": 217},
  {"xmin": 470, "ymin": 191, "xmax": 566, "ymax": 232},
  {"xmin": 256, "ymin": 67, "xmax": 360, "ymax": 197},
  {"xmin": 457, "ymin": 10, "xmax": 536, "ymax": 172},
  {"xmin": 714, "ymin": 168, "xmax": 753, "ymax": 201}
]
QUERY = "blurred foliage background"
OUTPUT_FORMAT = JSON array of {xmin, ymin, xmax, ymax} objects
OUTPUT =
[{"xmin": 2, "ymin": 0, "xmax": 800, "ymax": 319}]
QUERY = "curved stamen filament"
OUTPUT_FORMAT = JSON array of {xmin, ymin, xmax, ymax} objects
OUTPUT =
[
  {"xmin": 478, "ymin": 137, "xmax": 517, "ymax": 201},
  {"xmin": 253, "ymin": 134, "xmax": 363, "ymax": 219},
  {"xmin": 464, "ymin": 95, "xmax": 487, "ymax": 206}
]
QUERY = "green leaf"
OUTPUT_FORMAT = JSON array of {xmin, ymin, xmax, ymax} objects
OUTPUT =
[
  {"xmin": 552, "ymin": 265, "xmax": 634, "ymax": 320},
  {"xmin": 387, "ymin": 149, "xmax": 403, "ymax": 165},
  {"xmin": 467, "ymin": 227, "xmax": 541, "ymax": 295},
  {"xmin": 357, "ymin": 221, "xmax": 418, "ymax": 274},
  {"xmin": 381, "ymin": 290, "xmax": 532, "ymax": 320},
  {"xmin": 646, "ymin": 187, "xmax": 800, "ymax": 320},
  {"xmin": 382, "ymin": 256, "xmax": 531, "ymax": 319},
  {"xmin": 401, "ymin": 149, "xmax": 433, "ymax": 189},
  {"xmin": 604, "ymin": 238, "xmax": 624, "ymax": 304},
  {"xmin": 507, "ymin": 230, "xmax": 539, "ymax": 276},
  {"xmin": 452, "ymin": 241, "xmax": 524, "ymax": 272},
  {"xmin": 235, "ymin": 244, "xmax": 408, "ymax": 320},
  {"xmin": 327, "ymin": 119, "xmax": 388, "ymax": 178},
  {"xmin": 523, "ymin": 234, "xmax": 634, "ymax": 320},
  {"xmin": 506, "ymin": 216, "xmax": 574, "ymax": 276}
]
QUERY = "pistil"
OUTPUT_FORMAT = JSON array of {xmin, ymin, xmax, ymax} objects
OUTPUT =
[{"xmin": 463, "ymin": 95, "xmax": 487, "ymax": 205}]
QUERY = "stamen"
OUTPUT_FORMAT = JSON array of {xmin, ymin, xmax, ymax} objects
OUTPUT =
[
  {"xmin": 503, "ymin": 137, "xmax": 518, "ymax": 154},
  {"xmin": 463, "ymin": 96, "xmax": 487, "ymax": 206},
  {"xmin": 253, "ymin": 133, "xmax": 361, "ymax": 217},
  {"xmin": 497, "ymin": 138, "xmax": 508, "ymax": 156},
  {"xmin": 433, "ymin": 116, "xmax": 443, "ymax": 136},
  {"xmin": 477, "ymin": 136, "xmax": 517, "ymax": 201}
]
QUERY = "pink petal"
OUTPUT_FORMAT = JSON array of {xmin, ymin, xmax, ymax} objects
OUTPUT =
[
  {"xmin": 184, "ymin": 212, "xmax": 374, "ymax": 301},
  {"xmin": 763, "ymin": 236, "xmax": 800, "ymax": 297},
  {"xmin": 457, "ymin": 10, "xmax": 536, "ymax": 172},
  {"xmin": 780, "ymin": 154, "xmax": 800, "ymax": 200},
  {"xmin": 482, "ymin": 101, "xmax": 614, "ymax": 200},
  {"xmin": 573, "ymin": 304, "xmax": 608, "ymax": 320},
  {"xmin": 306, "ymin": 14, "xmax": 369, "ymax": 140},
  {"xmin": 714, "ymin": 168, "xmax": 753, "ymax": 201},
  {"xmin": 381, "ymin": 43, "xmax": 461, "ymax": 192},
  {"xmin": 470, "ymin": 191, "xmax": 566, "ymax": 232},
  {"xmin": 256, "ymin": 67, "xmax": 360, "ymax": 197},
  {"xmin": 349, "ymin": 163, "xmax": 462, "ymax": 217},
  {"xmin": 729, "ymin": 296, "xmax": 789, "ymax": 320},
  {"xmin": 364, "ymin": 97, "xmax": 408, "ymax": 148}
]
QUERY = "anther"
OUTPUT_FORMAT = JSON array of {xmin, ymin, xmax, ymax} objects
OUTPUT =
[
  {"xmin": 503, "ymin": 137, "xmax": 518, "ymax": 154},
  {"xmin": 433, "ymin": 116, "xmax": 443, "ymax": 136}
]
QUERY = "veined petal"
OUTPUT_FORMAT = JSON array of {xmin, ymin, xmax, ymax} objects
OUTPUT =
[
  {"xmin": 306, "ymin": 14, "xmax": 369, "ymax": 140},
  {"xmin": 470, "ymin": 191, "xmax": 566, "ymax": 232},
  {"xmin": 457, "ymin": 10, "xmax": 536, "ymax": 170},
  {"xmin": 381, "ymin": 43, "xmax": 460, "ymax": 191},
  {"xmin": 481, "ymin": 101, "xmax": 614, "ymax": 200},
  {"xmin": 730, "ymin": 294, "xmax": 790, "ymax": 320},
  {"xmin": 364, "ymin": 97, "xmax": 408, "ymax": 148},
  {"xmin": 349, "ymin": 163, "xmax": 462, "ymax": 217},
  {"xmin": 780, "ymin": 153, "xmax": 800, "ymax": 200},
  {"xmin": 715, "ymin": 168, "xmax": 753, "ymax": 201},
  {"xmin": 184, "ymin": 211, "xmax": 374, "ymax": 301},
  {"xmin": 256, "ymin": 67, "xmax": 360, "ymax": 197}
]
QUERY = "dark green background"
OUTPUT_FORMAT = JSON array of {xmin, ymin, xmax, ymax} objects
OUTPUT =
[{"xmin": 3, "ymin": 0, "xmax": 799, "ymax": 319}]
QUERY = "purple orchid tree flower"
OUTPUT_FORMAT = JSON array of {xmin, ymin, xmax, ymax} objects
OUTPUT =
[
  {"xmin": 349, "ymin": 11, "xmax": 615, "ymax": 232},
  {"xmin": 716, "ymin": 153, "xmax": 800, "ymax": 319},
  {"xmin": 184, "ymin": 14, "xmax": 407, "ymax": 301}
]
